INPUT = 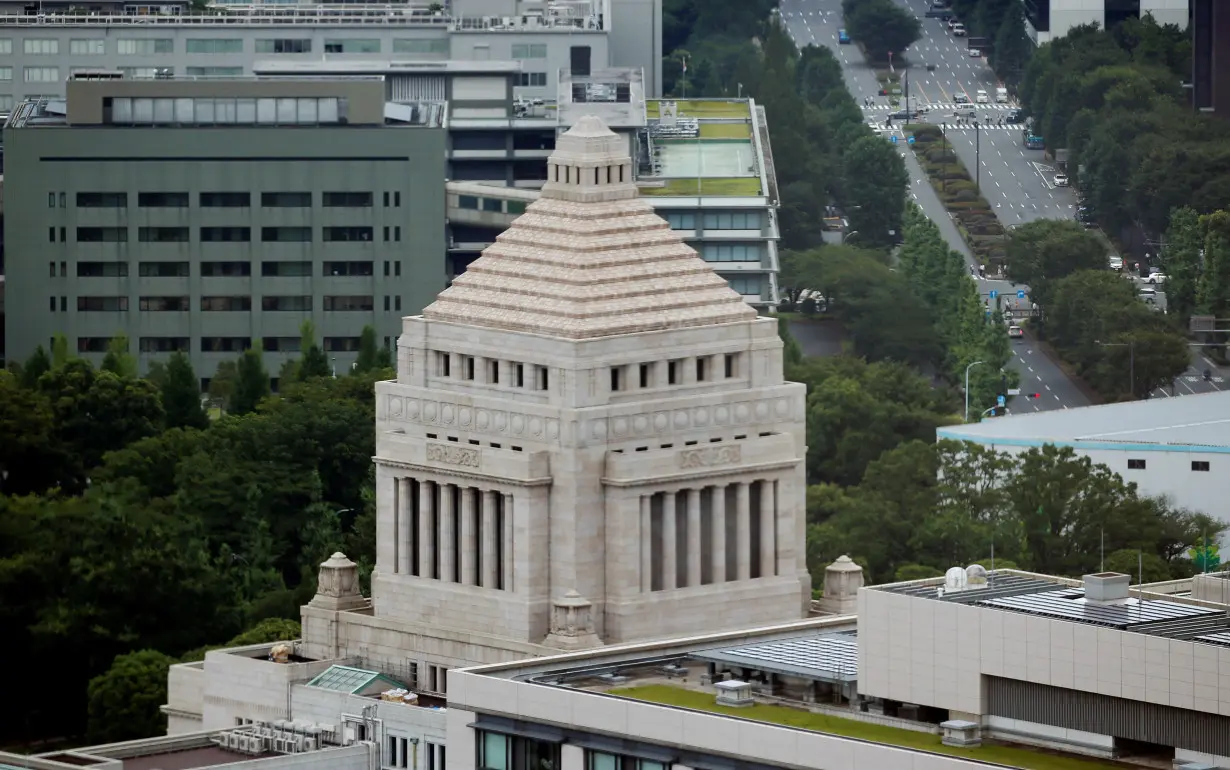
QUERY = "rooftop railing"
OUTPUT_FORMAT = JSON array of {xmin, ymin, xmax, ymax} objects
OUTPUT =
[{"xmin": 0, "ymin": 5, "xmax": 603, "ymax": 28}]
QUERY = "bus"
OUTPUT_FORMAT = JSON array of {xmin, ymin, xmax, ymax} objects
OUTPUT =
[{"xmin": 1023, "ymin": 129, "xmax": 1044, "ymax": 150}]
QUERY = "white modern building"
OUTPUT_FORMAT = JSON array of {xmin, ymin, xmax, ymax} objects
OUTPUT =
[
  {"xmin": 937, "ymin": 390, "xmax": 1230, "ymax": 526},
  {"xmin": 1021, "ymin": 0, "xmax": 1189, "ymax": 45},
  {"xmin": 0, "ymin": 0, "xmax": 664, "ymax": 110}
]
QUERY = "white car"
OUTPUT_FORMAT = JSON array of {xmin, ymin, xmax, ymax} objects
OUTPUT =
[
  {"xmin": 947, "ymin": 18, "xmax": 960, "ymax": 29},
  {"xmin": 1008, "ymin": 325, "xmax": 1024, "ymax": 339},
  {"xmin": 976, "ymin": 89, "xmax": 988, "ymax": 103},
  {"xmin": 1147, "ymin": 272, "xmax": 1167, "ymax": 285},
  {"xmin": 1109, "ymin": 256, "xmax": 1124, "ymax": 271},
  {"xmin": 969, "ymin": 48, "xmax": 980, "ymax": 57},
  {"xmin": 1139, "ymin": 287, "xmax": 1157, "ymax": 303},
  {"xmin": 953, "ymin": 23, "xmax": 967, "ymax": 35},
  {"xmin": 954, "ymin": 92, "xmax": 969, "ymax": 104},
  {"xmin": 1053, "ymin": 173, "xmax": 1069, "ymax": 187}
]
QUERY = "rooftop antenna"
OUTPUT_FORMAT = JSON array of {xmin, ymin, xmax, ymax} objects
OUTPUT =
[
  {"xmin": 990, "ymin": 537, "xmax": 995, "ymax": 579},
  {"xmin": 1100, "ymin": 529, "xmax": 1104, "ymax": 573},
  {"xmin": 1137, "ymin": 549, "xmax": 1143, "ymax": 615}
]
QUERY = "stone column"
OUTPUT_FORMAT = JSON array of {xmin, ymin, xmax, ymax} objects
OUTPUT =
[
  {"xmin": 759, "ymin": 480, "xmax": 776, "ymax": 578},
  {"xmin": 397, "ymin": 478, "xmax": 413, "ymax": 575},
  {"xmin": 481, "ymin": 489, "xmax": 498, "ymax": 588},
  {"xmin": 418, "ymin": 480, "xmax": 435, "ymax": 579},
  {"xmin": 439, "ymin": 484, "xmax": 456, "ymax": 583},
  {"xmin": 711, "ymin": 484, "xmax": 727, "ymax": 584},
  {"xmin": 736, "ymin": 482, "xmax": 751, "ymax": 580},
  {"xmin": 640, "ymin": 495, "xmax": 652, "ymax": 593},
  {"xmin": 662, "ymin": 491, "xmax": 677, "ymax": 590},
  {"xmin": 502, "ymin": 493, "xmax": 514, "ymax": 591},
  {"xmin": 686, "ymin": 488, "xmax": 702, "ymax": 587},
  {"xmin": 460, "ymin": 486, "xmax": 477, "ymax": 585}
]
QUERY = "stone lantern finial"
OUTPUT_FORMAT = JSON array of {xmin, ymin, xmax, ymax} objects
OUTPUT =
[
  {"xmin": 543, "ymin": 590, "xmax": 604, "ymax": 650},
  {"xmin": 309, "ymin": 552, "xmax": 367, "ymax": 611},
  {"xmin": 818, "ymin": 555, "xmax": 863, "ymax": 615}
]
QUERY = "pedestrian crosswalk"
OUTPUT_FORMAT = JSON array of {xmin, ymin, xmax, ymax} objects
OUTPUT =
[
  {"xmin": 862, "ymin": 103, "xmax": 1018, "ymax": 112},
  {"xmin": 870, "ymin": 123, "xmax": 1021, "ymax": 131}
]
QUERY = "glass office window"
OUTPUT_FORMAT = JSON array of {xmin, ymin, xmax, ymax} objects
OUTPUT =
[
  {"xmin": 702, "ymin": 211, "xmax": 761, "ymax": 229},
  {"xmin": 511, "ymin": 43, "xmax": 548, "ymax": 58},
  {"xmin": 24, "ymin": 67, "xmax": 60, "ymax": 82},
  {"xmin": 393, "ymin": 38, "xmax": 448, "ymax": 54},
  {"xmin": 24, "ymin": 39, "xmax": 59, "ymax": 55},
  {"xmin": 118, "ymin": 38, "xmax": 173, "ymax": 54},
  {"xmin": 725, "ymin": 275, "xmax": 762, "ymax": 295},
  {"xmin": 255, "ymin": 38, "xmax": 312, "ymax": 53},
  {"xmin": 701, "ymin": 243, "xmax": 762, "ymax": 262},
  {"xmin": 0, "ymin": 40, "xmax": 11, "ymax": 55},
  {"xmin": 324, "ymin": 39, "xmax": 380, "ymax": 53},
  {"xmin": 70, "ymin": 39, "xmax": 106, "ymax": 55},
  {"xmin": 186, "ymin": 66, "xmax": 244, "ymax": 77},
  {"xmin": 186, "ymin": 39, "xmax": 243, "ymax": 54}
]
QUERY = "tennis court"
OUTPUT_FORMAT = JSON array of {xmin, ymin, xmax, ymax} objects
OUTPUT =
[{"xmin": 656, "ymin": 139, "xmax": 758, "ymax": 179}]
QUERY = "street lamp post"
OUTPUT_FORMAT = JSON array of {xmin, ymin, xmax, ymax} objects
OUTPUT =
[{"xmin": 964, "ymin": 360, "xmax": 985, "ymax": 422}]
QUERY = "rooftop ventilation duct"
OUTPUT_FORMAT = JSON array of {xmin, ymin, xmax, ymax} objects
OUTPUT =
[{"xmin": 1083, "ymin": 572, "xmax": 1131, "ymax": 602}]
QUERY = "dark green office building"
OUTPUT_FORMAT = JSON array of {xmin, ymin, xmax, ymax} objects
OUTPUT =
[{"xmin": 3, "ymin": 76, "xmax": 447, "ymax": 385}]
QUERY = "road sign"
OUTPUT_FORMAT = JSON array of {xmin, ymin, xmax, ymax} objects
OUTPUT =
[
  {"xmin": 989, "ymin": 290, "xmax": 998, "ymax": 299},
  {"xmin": 907, "ymin": 136, "xmax": 916, "ymax": 144},
  {"xmin": 1007, "ymin": 388, "xmax": 1021, "ymax": 396},
  {"xmin": 1191, "ymin": 315, "xmax": 1216, "ymax": 333},
  {"xmin": 997, "ymin": 395, "xmax": 1006, "ymax": 407},
  {"xmin": 890, "ymin": 135, "xmax": 898, "ymax": 144},
  {"xmin": 1017, "ymin": 290, "xmax": 1026, "ymax": 299}
]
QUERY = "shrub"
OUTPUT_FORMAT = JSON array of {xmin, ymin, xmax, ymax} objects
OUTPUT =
[{"xmin": 952, "ymin": 189, "xmax": 979, "ymax": 203}]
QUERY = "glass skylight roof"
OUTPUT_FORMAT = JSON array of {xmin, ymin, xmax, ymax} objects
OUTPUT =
[{"xmin": 308, "ymin": 665, "xmax": 384, "ymax": 693}]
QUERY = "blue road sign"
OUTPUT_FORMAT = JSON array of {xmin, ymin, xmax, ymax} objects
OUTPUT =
[
  {"xmin": 891, "ymin": 135, "xmax": 898, "ymax": 144},
  {"xmin": 997, "ymin": 394, "xmax": 1006, "ymax": 407},
  {"xmin": 907, "ymin": 136, "xmax": 916, "ymax": 144},
  {"xmin": 989, "ymin": 290, "xmax": 998, "ymax": 299},
  {"xmin": 1017, "ymin": 290, "xmax": 1026, "ymax": 299}
]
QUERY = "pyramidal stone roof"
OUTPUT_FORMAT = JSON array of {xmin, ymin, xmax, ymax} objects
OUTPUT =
[{"xmin": 422, "ymin": 115, "xmax": 758, "ymax": 340}]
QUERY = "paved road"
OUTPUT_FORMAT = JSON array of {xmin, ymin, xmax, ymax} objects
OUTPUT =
[{"xmin": 780, "ymin": 0, "xmax": 1089, "ymax": 413}]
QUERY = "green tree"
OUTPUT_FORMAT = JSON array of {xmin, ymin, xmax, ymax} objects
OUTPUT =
[
  {"xmin": 1162, "ymin": 206, "xmax": 1205, "ymax": 327},
  {"xmin": 226, "ymin": 617, "xmax": 302, "ymax": 646},
  {"xmin": 162, "ymin": 352, "xmax": 209, "ymax": 430},
  {"xmin": 842, "ymin": 134, "xmax": 909, "ymax": 247},
  {"xmin": 297, "ymin": 321, "xmax": 333, "ymax": 381},
  {"xmin": 100, "ymin": 334, "xmax": 138, "ymax": 378},
  {"xmin": 990, "ymin": 2, "xmax": 1032, "ymax": 85},
  {"xmin": 21, "ymin": 345, "xmax": 52, "ymax": 388},
  {"xmin": 231, "ymin": 345, "xmax": 271, "ymax": 416},
  {"xmin": 843, "ymin": 0, "xmax": 921, "ymax": 62},
  {"xmin": 354, "ymin": 325, "xmax": 381, "ymax": 373},
  {"xmin": 51, "ymin": 333, "xmax": 71, "ymax": 367},
  {"xmin": 1104, "ymin": 548, "xmax": 1171, "ymax": 583},
  {"xmin": 0, "ymin": 371, "xmax": 63, "ymax": 495},
  {"xmin": 1004, "ymin": 219, "xmax": 1108, "ymax": 305},
  {"xmin": 208, "ymin": 360, "xmax": 238, "ymax": 412},
  {"xmin": 1196, "ymin": 210, "xmax": 1230, "ymax": 318},
  {"xmin": 87, "ymin": 650, "xmax": 176, "ymax": 743}
]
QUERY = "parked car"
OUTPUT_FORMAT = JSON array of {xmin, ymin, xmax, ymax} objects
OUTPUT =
[
  {"xmin": 1109, "ymin": 255, "xmax": 1124, "ymax": 271},
  {"xmin": 976, "ymin": 89, "xmax": 989, "ymax": 103},
  {"xmin": 1147, "ymin": 272, "xmax": 1167, "ymax": 285},
  {"xmin": 1053, "ymin": 173, "xmax": 1069, "ymax": 187},
  {"xmin": 1139, "ymin": 286, "xmax": 1157, "ymax": 303},
  {"xmin": 838, "ymin": 28, "xmax": 850, "ymax": 44},
  {"xmin": 954, "ymin": 92, "xmax": 970, "ymax": 103},
  {"xmin": 1008, "ymin": 325, "xmax": 1024, "ymax": 339}
]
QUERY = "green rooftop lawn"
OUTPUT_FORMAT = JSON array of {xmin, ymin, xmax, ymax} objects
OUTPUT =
[
  {"xmin": 699, "ymin": 122, "xmax": 753, "ymax": 139},
  {"xmin": 610, "ymin": 686, "xmax": 1125, "ymax": 770},
  {"xmin": 647, "ymin": 100, "xmax": 752, "ymax": 119},
  {"xmin": 639, "ymin": 177, "xmax": 761, "ymax": 196}
]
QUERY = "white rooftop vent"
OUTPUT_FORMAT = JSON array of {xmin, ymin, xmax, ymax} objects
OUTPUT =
[
  {"xmin": 944, "ymin": 566, "xmax": 968, "ymax": 592},
  {"xmin": 965, "ymin": 564, "xmax": 988, "ymax": 589},
  {"xmin": 1084, "ymin": 572, "xmax": 1131, "ymax": 603}
]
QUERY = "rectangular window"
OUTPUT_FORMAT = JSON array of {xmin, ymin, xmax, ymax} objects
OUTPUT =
[
  {"xmin": 77, "ymin": 227, "xmax": 128, "ymax": 242},
  {"xmin": 511, "ymin": 43, "xmax": 548, "ymax": 59},
  {"xmin": 515, "ymin": 72, "xmax": 548, "ymax": 87},
  {"xmin": 70, "ymin": 39, "xmax": 106, "ymax": 55},
  {"xmin": 0, "ymin": 67, "xmax": 12, "ymax": 81},
  {"xmin": 77, "ymin": 262, "xmax": 129, "ymax": 277},
  {"xmin": 118, "ymin": 38, "xmax": 173, "ymax": 55},
  {"xmin": 1192, "ymin": 461, "xmax": 1210, "ymax": 471},
  {"xmin": 323, "ymin": 227, "xmax": 373, "ymax": 242},
  {"xmin": 49, "ymin": 227, "xmax": 56, "ymax": 243},
  {"xmin": 200, "ymin": 262, "xmax": 251, "ymax": 277},
  {"xmin": 140, "ymin": 337, "xmax": 190, "ymax": 353},
  {"xmin": 395, "ymin": 261, "xmax": 401, "ymax": 277},
  {"xmin": 323, "ymin": 261, "xmax": 374, "ymax": 276},
  {"xmin": 458, "ymin": 195, "xmax": 479, "ymax": 210},
  {"xmin": 724, "ymin": 353, "xmax": 737, "ymax": 378},
  {"xmin": 261, "ymin": 191, "xmax": 311, "ymax": 207},
  {"xmin": 255, "ymin": 39, "xmax": 312, "ymax": 54},
  {"xmin": 24, "ymin": 39, "xmax": 58, "ymax": 55},
  {"xmin": 507, "ymin": 200, "xmax": 526, "ymax": 214},
  {"xmin": 438, "ymin": 352, "xmax": 451, "ymax": 377},
  {"xmin": 50, "ymin": 297, "xmax": 57, "ymax": 312},
  {"xmin": 0, "ymin": 40, "xmax": 11, "ymax": 55},
  {"xmin": 0, "ymin": 95, "xmax": 10, "ymax": 111},
  {"xmin": 395, "ymin": 295, "xmax": 401, "ymax": 311},
  {"xmin": 324, "ymin": 39, "xmax": 380, "ymax": 53},
  {"xmin": 482, "ymin": 198, "xmax": 503, "ymax": 213},
  {"xmin": 201, "ymin": 337, "xmax": 252, "ymax": 352},
  {"xmin": 139, "ymin": 261, "xmax": 190, "ymax": 277},
  {"xmin": 139, "ymin": 227, "xmax": 190, "ymax": 243},
  {"xmin": 262, "ymin": 296, "xmax": 312, "ymax": 312},
  {"xmin": 186, "ymin": 38, "xmax": 243, "ymax": 54},
  {"xmin": 200, "ymin": 296, "xmax": 252, "ymax": 311},
  {"xmin": 262, "ymin": 337, "xmax": 301, "ymax": 352},
  {"xmin": 392, "ymin": 38, "xmax": 448, "ymax": 54},
  {"xmin": 200, "ymin": 191, "xmax": 250, "ymax": 207},
  {"xmin": 323, "ymin": 191, "xmax": 373, "ymax": 207},
  {"xmin": 1127, "ymin": 459, "xmax": 1146, "ymax": 470},
  {"xmin": 77, "ymin": 296, "xmax": 129, "ymax": 312},
  {"xmin": 140, "ymin": 296, "xmax": 190, "ymax": 312},
  {"xmin": 261, "ymin": 261, "xmax": 312, "ymax": 277},
  {"xmin": 77, "ymin": 192, "xmax": 127, "ymax": 208},
  {"xmin": 639, "ymin": 363, "xmax": 650, "ymax": 388},
  {"xmin": 726, "ymin": 275, "xmax": 762, "ymax": 296},
  {"xmin": 702, "ymin": 211, "xmax": 762, "ymax": 230},
  {"xmin": 185, "ymin": 66, "xmax": 244, "ymax": 77},
  {"xmin": 515, "ymin": 363, "xmax": 524, "ymax": 387},
  {"xmin": 610, "ymin": 366, "xmax": 623, "ymax": 392},
  {"xmin": 668, "ymin": 360, "xmax": 679, "ymax": 385},
  {"xmin": 696, "ymin": 357, "xmax": 707, "ymax": 381},
  {"xmin": 701, "ymin": 243, "xmax": 763, "ymax": 262},
  {"xmin": 138, "ymin": 192, "xmax": 189, "ymax": 207},
  {"xmin": 323, "ymin": 295, "xmax": 374, "ymax": 312},
  {"xmin": 119, "ymin": 67, "xmax": 166, "ymax": 79},
  {"xmin": 323, "ymin": 337, "xmax": 361, "ymax": 352},
  {"xmin": 261, "ymin": 227, "xmax": 312, "ymax": 243},
  {"xmin": 24, "ymin": 66, "xmax": 59, "ymax": 82},
  {"xmin": 200, "ymin": 227, "xmax": 251, "ymax": 242},
  {"xmin": 538, "ymin": 366, "xmax": 550, "ymax": 391},
  {"xmin": 77, "ymin": 337, "xmax": 110, "ymax": 353}
]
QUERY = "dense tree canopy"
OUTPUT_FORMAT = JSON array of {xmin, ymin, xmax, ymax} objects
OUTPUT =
[{"xmin": 840, "ymin": 0, "xmax": 921, "ymax": 63}]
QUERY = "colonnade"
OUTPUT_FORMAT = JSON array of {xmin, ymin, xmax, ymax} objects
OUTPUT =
[
  {"xmin": 392, "ymin": 478, "xmax": 513, "ymax": 591},
  {"xmin": 639, "ymin": 480, "xmax": 776, "ymax": 592}
]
